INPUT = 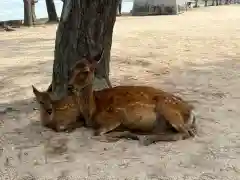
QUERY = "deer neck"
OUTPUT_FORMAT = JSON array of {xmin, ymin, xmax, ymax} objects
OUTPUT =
[{"xmin": 77, "ymin": 84, "xmax": 96, "ymax": 127}]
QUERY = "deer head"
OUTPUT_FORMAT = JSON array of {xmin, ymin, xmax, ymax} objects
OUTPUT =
[
  {"xmin": 48, "ymin": 91, "xmax": 81, "ymax": 132},
  {"xmin": 32, "ymin": 85, "xmax": 53, "ymax": 115},
  {"xmin": 68, "ymin": 50, "xmax": 103, "ymax": 91},
  {"xmin": 32, "ymin": 85, "xmax": 56, "ymax": 127}
]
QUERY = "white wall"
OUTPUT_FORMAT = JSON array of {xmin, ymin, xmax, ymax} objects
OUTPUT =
[
  {"xmin": 153, "ymin": 0, "xmax": 176, "ymax": 6},
  {"xmin": 176, "ymin": 0, "xmax": 188, "ymax": 6},
  {"xmin": 133, "ymin": 0, "xmax": 176, "ymax": 7},
  {"xmin": 132, "ymin": 0, "xmax": 189, "ymax": 15}
]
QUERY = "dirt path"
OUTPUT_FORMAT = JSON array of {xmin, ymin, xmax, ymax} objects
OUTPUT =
[{"xmin": 1, "ymin": 6, "xmax": 240, "ymax": 180}]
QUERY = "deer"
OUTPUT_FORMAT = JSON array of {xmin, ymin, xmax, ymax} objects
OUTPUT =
[
  {"xmin": 32, "ymin": 84, "xmax": 53, "ymax": 127},
  {"xmin": 32, "ymin": 84, "xmax": 84, "ymax": 132},
  {"xmin": 56, "ymin": 51, "xmax": 197, "ymax": 146}
]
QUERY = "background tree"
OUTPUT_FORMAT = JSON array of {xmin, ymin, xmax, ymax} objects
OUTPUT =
[
  {"xmin": 23, "ymin": 0, "xmax": 38, "ymax": 26},
  {"xmin": 23, "ymin": 0, "xmax": 33, "ymax": 26},
  {"xmin": 194, "ymin": 0, "xmax": 199, "ymax": 7},
  {"xmin": 117, "ymin": 0, "xmax": 122, "ymax": 16},
  {"xmin": 225, "ymin": 0, "xmax": 230, "ymax": 4},
  {"xmin": 45, "ymin": 0, "xmax": 59, "ymax": 22},
  {"xmin": 32, "ymin": 0, "xmax": 38, "ymax": 24},
  {"xmin": 52, "ymin": 0, "xmax": 119, "ymax": 97},
  {"xmin": 212, "ymin": 0, "xmax": 215, "ymax": 5},
  {"xmin": 212, "ymin": 0, "xmax": 219, "ymax": 5},
  {"xmin": 204, "ymin": 0, "xmax": 208, "ymax": 6}
]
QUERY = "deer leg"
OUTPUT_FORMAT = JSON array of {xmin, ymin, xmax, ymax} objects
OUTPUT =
[
  {"xmin": 102, "ymin": 108, "xmax": 141, "ymax": 141},
  {"xmin": 91, "ymin": 121, "xmax": 123, "ymax": 142},
  {"xmin": 171, "ymin": 115, "xmax": 197, "ymax": 138},
  {"xmin": 105, "ymin": 131, "xmax": 140, "ymax": 140},
  {"xmin": 155, "ymin": 102, "xmax": 193, "ymax": 137},
  {"xmin": 92, "ymin": 108, "xmax": 140, "ymax": 142},
  {"xmin": 139, "ymin": 132, "xmax": 189, "ymax": 146},
  {"xmin": 94, "ymin": 121, "xmax": 122, "ymax": 136}
]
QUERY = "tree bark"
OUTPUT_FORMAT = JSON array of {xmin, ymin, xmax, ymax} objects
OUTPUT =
[
  {"xmin": 52, "ymin": 0, "xmax": 119, "ymax": 98},
  {"xmin": 23, "ymin": 0, "xmax": 33, "ymax": 26},
  {"xmin": 45, "ymin": 0, "xmax": 59, "ymax": 22}
]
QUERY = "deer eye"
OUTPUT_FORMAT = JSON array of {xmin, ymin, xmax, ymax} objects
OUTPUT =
[
  {"xmin": 46, "ymin": 109, "xmax": 52, "ymax": 115},
  {"xmin": 78, "ymin": 71, "xmax": 89, "ymax": 78},
  {"xmin": 82, "ymin": 71, "xmax": 89, "ymax": 75}
]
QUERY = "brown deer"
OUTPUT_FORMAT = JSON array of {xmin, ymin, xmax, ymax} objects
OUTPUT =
[
  {"xmin": 32, "ymin": 84, "xmax": 53, "ymax": 127},
  {"xmin": 66, "ymin": 52, "xmax": 197, "ymax": 145},
  {"xmin": 32, "ymin": 84, "xmax": 84, "ymax": 132}
]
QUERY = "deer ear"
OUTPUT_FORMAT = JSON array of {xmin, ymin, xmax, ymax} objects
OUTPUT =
[
  {"xmin": 89, "ymin": 49, "xmax": 104, "ymax": 70},
  {"xmin": 47, "ymin": 84, "xmax": 52, "ymax": 92},
  {"xmin": 32, "ymin": 85, "xmax": 40, "ymax": 97},
  {"xmin": 32, "ymin": 85, "xmax": 44, "ymax": 102},
  {"xmin": 90, "ymin": 49, "xmax": 104, "ymax": 64},
  {"xmin": 94, "ymin": 49, "xmax": 104, "ymax": 63}
]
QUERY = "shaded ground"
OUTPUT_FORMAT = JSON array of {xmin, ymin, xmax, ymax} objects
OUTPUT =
[{"xmin": 1, "ymin": 5, "xmax": 240, "ymax": 180}]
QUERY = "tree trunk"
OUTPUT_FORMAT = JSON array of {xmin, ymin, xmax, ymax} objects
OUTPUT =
[
  {"xmin": 52, "ymin": 0, "xmax": 119, "ymax": 98},
  {"xmin": 23, "ymin": 0, "xmax": 33, "ymax": 26},
  {"xmin": 32, "ymin": 0, "xmax": 37, "ymax": 24},
  {"xmin": 204, "ymin": 0, "xmax": 208, "ymax": 6},
  {"xmin": 45, "ymin": 0, "xmax": 59, "ymax": 22},
  {"xmin": 212, "ymin": 0, "xmax": 215, "ymax": 5},
  {"xmin": 194, "ymin": 0, "xmax": 198, "ymax": 7},
  {"xmin": 117, "ymin": 0, "xmax": 122, "ymax": 16}
]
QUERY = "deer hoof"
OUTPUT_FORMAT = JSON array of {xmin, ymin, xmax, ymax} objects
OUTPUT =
[
  {"xmin": 176, "ymin": 133, "xmax": 192, "ymax": 140},
  {"xmin": 188, "ymin": 126, "xmax": 197, "ymax": 137},
  {"xmin": 93, "ymin": 130, "xmax": 101, "ymax": 136}
]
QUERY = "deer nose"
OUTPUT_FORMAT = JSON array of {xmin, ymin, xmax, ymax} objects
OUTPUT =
[
  {"xmin": 46, "ymin": 109, "xmax": 52, "ymax": 115},
  {"xmin": 68, "ymin": 85, "xmax": 74, "ymax": 90},
  {"xmin": 59, "ymin": 125, "xmax": 66, "ymax": 131},
  {"xmin": 53, "ymin": 125, "xmax": 66, "ymax": 132}
]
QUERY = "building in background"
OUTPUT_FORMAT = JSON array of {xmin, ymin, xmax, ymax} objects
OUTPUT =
[{"xmin": 131, "ymin": 0, "xmax": 188, "ymax": 15}]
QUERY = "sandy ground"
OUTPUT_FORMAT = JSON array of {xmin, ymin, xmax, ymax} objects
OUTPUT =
[{"xmin": 1, "ymin": 5, "xmax": 240, "ymax": 180}]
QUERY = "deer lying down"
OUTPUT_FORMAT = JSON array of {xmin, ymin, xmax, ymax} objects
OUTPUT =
[
  {"xmin": 66, "ymin": 52, "xmax": 197, "ymax": 145},
  {"xmin": 32, "ymin": 84, "xmax": 84, "ymax": 132},
  {"xmin": 32, "ymin": 84, "xmax": 53, "ymax": 127}
]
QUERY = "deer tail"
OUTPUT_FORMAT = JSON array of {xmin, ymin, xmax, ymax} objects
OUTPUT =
[{"xmin": 188, "ymin": 109, "xmax": 197, "ymax": 128}]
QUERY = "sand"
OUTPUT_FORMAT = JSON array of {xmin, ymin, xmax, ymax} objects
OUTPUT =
[{"xmin": 0, "ymin": 5, "xmax": 240, "ymax": 180}]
